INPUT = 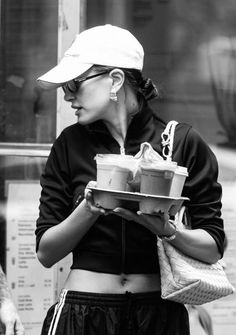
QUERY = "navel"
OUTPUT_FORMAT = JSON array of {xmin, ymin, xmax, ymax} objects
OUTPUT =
[{"xmin": 120, "ymin": 273, "xmax": 128, "ymax": 286}]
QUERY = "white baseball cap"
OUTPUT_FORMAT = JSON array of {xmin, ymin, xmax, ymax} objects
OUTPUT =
[{"xmin": 37, "ymin": 24, "xmax": 144, "ymax": 89}]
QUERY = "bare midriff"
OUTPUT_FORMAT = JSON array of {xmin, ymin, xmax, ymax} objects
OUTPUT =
[{"xmin": 63, "ymin": 269, "xmax": 161, "ymax": 294}]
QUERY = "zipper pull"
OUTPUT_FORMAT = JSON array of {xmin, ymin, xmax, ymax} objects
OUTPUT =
[{"xmin": 120, "ymin": 146, "xmax": 125, "ymax": 155}]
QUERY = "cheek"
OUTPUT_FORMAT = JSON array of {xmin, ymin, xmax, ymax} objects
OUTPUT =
[{"xmin": 86, "ymin": 87, "xmax": 110, "ymax": 109}]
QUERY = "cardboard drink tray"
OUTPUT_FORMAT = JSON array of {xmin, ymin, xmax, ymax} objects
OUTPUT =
[{"xmin": 88, "ymin": 186, "xmax": 189, "ymax": 215}]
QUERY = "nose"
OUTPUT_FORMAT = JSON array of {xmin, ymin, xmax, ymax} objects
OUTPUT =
[{"xmin": 63, "ymin": 90, "xmax": 76, "ymax": 102}]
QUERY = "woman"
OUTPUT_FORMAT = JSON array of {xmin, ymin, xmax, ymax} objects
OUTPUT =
[{"xmin": 35, "ymin": 25, "xmax": 225, "ymax": 335}]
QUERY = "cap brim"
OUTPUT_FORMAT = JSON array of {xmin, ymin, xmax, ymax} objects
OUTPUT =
[{"xmin": 37, "ymin": 56, "xmax": 93, "ymax": 90}]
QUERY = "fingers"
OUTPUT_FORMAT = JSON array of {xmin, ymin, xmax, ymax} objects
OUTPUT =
[
  {"xmin": 85, "ymin": 189, "xmax": 113, "ymax": 216},
  {"xmin": 84, "ymin": 180, "xmax": 97, "ymax": 199},
  {"xmin": 113, "ymin": 208, "xmax": 139, "ymax": 222},
  {"xmin": 139, "ymin": 211, "xmax": 175, "ymax": 236},
  {"xmin": 84, "ymin": 180, "xmax": 96, "ymax": 199},
  {"xmin": 86, "ymin": 180, "xmax": 97, "ymax": 188},
  {"xmin": 84, "ymin": 189, "xmax": 93, "ymax": 203},
  {"xmin": 85, "ymin": 190, "xmax": 105, "ymax": 215}
]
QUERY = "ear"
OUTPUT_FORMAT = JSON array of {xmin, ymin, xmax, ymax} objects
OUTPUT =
[{"xmin": 109, "ymin": 69, "xmax": 125, "ymax": 93}]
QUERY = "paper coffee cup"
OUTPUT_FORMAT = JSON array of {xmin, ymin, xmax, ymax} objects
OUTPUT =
[
  {"xmin": 95, "ymin": 154, "xmax": 135, "ymax": 191},
  {"xmin": 169, "ymin": 166, "xmax": 188, "ymax": 197},
  {"xmin": 140, "ymin": 161, "xmax": 176, "ymax": 196}
]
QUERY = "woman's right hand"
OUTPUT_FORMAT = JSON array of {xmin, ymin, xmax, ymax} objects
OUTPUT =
[
  {"xmin": 84, "ymin": 181, "xmax": 108, "ymax": 216},
  {"xmin": 37, "ymin": 181, "xmax": 106, "ymax": 268}
]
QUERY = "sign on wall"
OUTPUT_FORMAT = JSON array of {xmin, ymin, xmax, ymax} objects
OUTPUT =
[{"xmin": 6, "ymin": 181, "xmax": 54, "ymax": 335}]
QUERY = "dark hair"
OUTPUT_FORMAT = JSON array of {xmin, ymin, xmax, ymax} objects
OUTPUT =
[{"xmin": 92, "ymin": 65, "xmax": 159, "ymax": 101}]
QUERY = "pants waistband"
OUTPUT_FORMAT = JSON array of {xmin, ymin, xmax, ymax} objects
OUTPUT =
[{"xmin": 60, "ymin": 289, "xmax": 161, "ymax": 306}]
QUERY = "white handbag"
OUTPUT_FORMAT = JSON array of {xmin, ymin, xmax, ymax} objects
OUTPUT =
[{"xmin": 157, "ymin": 121, "xmax": 235, "ymax": 305}]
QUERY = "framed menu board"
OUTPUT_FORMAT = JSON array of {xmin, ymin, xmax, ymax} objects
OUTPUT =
[{"xmin": 6, "ymin": 181, "xmax": 54, "ymax": 335}]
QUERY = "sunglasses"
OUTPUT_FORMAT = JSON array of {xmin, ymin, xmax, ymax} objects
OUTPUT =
[{"xmin": 62, "ymin": 71, "xmax": 110, "ymax": 93}]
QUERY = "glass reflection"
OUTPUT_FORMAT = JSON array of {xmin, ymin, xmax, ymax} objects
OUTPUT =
[{"xmin": 0, "ymin": 0, "xmax": 58, "ymax": 143}]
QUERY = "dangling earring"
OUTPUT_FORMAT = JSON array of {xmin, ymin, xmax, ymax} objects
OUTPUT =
[{"xmin": 110, "ymin": 87, "xmax": 118, "ymax": 102}]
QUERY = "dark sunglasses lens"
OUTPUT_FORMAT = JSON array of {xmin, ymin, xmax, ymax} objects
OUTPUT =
[
  {"xmin": 62, "ymin": 72, "xmax": 109, "ymax": 93},
  {"xmin": 62, "ymin": 81, "xmax": 78, "ymax": 93},
  {"xmin": 69, "ymin": 81, "xmax": 78, "ymax": 93}
]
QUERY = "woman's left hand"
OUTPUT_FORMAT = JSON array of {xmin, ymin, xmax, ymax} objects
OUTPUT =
[{"xmin": 112, "ymin": 207, "xmax": 175, "ymax": 236}]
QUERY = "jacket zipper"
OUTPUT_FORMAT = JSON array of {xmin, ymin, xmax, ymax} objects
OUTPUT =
[
  {"xmin": 121, "ymin": 218, "xmax": 126, "ymax": 273},
  {"xmin": 120, "ymin": 145, "xmax": 125, "ymax": 155},
  {"xmin": 119, "ymin": 141, "xmax": 127, "ymax": 272},
  {"xmin": 120, "ymin": 143, "xmax": 126, "ymax": 272}
]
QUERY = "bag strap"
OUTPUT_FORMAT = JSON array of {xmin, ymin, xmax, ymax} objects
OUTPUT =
[
  {"xmin": 175, "ymin": 206, "xmax": 190, "ymax": 228},
  {"xmin": 161, "ymin": 120, "xmax": 178, "ymax": 161},
  {"xmin": 161, "ymin": 121, "xmax": 191, "ymax": 227}
]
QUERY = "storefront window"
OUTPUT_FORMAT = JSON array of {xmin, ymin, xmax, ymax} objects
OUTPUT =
[
  {"xmin": 0, "ymin": 0, "xmax": 58, "ymax": 143},
  {"xmin": 0, "ymin": 0, "xmax": 57, "ymax": 266},
  {"xmin": 86, "ymin": 0, "xmax": 236, "ymax": 147},
  {"xmin": 0, "ymin": 1, "xmax": 59, "ymax": 334}
]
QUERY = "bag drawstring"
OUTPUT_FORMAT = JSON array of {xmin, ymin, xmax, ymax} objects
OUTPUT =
[{"xmin": 161, "ymin": 121, "xmax": 178, "ymax": 161}]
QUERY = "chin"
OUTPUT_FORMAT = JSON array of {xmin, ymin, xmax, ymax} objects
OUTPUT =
[{"xmin": 77, "ymin": 118, "xmax": 94, "ymax": 126}]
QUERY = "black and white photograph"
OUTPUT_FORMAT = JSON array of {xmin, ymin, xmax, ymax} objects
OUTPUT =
[{"xmin": 0, "ymin": 1, "xmax": 236, "ymax": 334}]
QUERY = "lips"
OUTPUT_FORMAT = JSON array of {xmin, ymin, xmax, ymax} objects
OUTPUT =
[
  {"xmin": 72, "ymin": 105, "xmax": 82, "ymax": 116},
  {"xmin": 72, "ymin": 104, "xmax": 81, "ymax": 109},
  {"xmin": 75, "ymin": 109, "xmax": 82, "ymax": 116}
]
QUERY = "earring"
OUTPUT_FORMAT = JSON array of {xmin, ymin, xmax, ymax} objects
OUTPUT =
[{"xmin": 110, "ymin": 87, "xmax": 118, "ymax": 102}]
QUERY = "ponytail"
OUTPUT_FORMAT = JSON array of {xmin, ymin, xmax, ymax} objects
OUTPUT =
[{"xmin": 138, "ymin": 77, "xmax": 159, "ymax": 101}]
